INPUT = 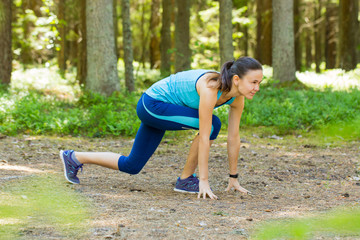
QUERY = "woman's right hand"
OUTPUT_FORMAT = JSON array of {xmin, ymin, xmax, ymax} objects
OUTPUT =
[{"xmin": 198, "ymin": 179, "xmax": 218, "ymax": 200}]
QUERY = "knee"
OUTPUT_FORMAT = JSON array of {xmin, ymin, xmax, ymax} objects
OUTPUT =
[{"xmin": 117, "ymin": 156, "xmax": 143, "ymax": 175}]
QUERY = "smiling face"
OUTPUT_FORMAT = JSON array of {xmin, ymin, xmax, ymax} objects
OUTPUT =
[{"xmin": 233, "ymin": 69, "xmax": 263, "ymax": 99}]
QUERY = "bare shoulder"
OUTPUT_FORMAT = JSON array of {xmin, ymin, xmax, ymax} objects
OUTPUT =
[{"xmin": 197, "ymin": 72, "xmax": 220, "ymax": 90}]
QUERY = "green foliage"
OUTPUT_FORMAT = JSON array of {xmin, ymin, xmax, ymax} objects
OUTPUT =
[
  {"xmin": 242, "ymin": 87, "xmax": 360, "ymax": 134},
  {"xmin": 215, "ymin": 86, "xmax": 360, "ymax": 136},
  {"xmin": 0, "ymin": 175, "xmax": 91, "ymax": 239},
  {"xmin": 252, "ymin": 207, "xmax": 360, "ymax": 239},
  {"xmin": 12, "ymin": 0, "xmax": 58, "ymax": 64},
  {"xmin": 0, "ymin": 90, "xmax": 141, "ymax": 137},
  {"xmin": 1, "ymin": 65, "xmax": 360, "ymax": 138}
]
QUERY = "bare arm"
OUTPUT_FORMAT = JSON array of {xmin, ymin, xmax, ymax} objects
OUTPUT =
[
  {"xmin": 226, "ymin": 96, "xmax": 250, "ymax": 194},
  {"xmin": 197, "ymin": 74, "xmax": 219, "ymax": 199},
  {"xmin": 227, "ymin": 96, "xmax": 244, "ymax": 174}
]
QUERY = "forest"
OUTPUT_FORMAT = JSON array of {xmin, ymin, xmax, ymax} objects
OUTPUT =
[{"xmin": 0, "ymin": 0, "xmax": 359, "ymax": 137}]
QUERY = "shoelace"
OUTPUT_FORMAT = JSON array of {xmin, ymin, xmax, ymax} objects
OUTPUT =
[
  {"xmin": 70, "ymin": 164, "xmax": 83, "ymax": 174},
  {"xmin": 184, "ymin": 177, "xmax": 199, "ymax": 188}
]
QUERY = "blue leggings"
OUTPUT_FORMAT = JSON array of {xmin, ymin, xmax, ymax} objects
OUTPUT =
[{"xmin": 117, "ymin": 93, "xmax": 221, "ymax": 174}]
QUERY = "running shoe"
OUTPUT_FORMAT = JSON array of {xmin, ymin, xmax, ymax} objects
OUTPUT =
[
  {"xmin": 174, "ymin": 174, "xmax": 199, "ymax": 193},
  {"xmin": 59, "ymin": 150, "xmax": 83, "ymax": 184}
]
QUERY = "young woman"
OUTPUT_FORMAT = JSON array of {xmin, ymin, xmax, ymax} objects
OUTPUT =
[{"xmin": 60, "ymin": 56, "xmax": 263, "ymax": 200}]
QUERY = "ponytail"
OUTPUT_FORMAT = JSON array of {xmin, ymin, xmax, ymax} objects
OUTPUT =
[{"xmin": 220, "ymin": 61, "xmax": 235, "ymax": 92}]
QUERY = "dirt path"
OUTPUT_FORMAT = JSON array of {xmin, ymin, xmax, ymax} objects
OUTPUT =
[{"xmin": 1, "ymin": 132, "xmax": 359, "ymax": 239}]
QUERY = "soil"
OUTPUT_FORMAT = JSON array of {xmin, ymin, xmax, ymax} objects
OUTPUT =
[{"xmin": 0, "ymin": 132, "xmax": 359, "ymax": 239}]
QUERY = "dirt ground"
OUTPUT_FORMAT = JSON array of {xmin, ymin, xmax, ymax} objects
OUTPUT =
[{"xmin": 0, "ymin": 131, "xmax": 359, "ymax": 239}]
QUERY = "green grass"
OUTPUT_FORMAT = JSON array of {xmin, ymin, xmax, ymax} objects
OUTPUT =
[
  {"xmin": 0, "ymin": 64, "xmax": 360, "ymax": 139},
  {"xmin": 0, "ymin": 175, "xmax": 92, "ymax": 239},
  {"xmin": 252, "ymin": 207, "xmax": 360, "ymax": 239}
]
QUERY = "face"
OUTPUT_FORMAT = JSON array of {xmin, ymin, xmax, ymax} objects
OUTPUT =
[{"xmin": 233, "ymin": 70, "xmax": 263, "ymax": 99}]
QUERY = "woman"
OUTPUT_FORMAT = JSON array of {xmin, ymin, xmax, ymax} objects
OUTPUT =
[{"xmin": 60, "ymin": 56, "xmax": 263, "ymax": 200}]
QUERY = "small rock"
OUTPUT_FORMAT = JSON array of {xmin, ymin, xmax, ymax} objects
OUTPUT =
[
  {"xmin": 342, "ymin": 193, "xmax": 350, "ymax": 198},
  {"xmin": 241, "ymin": 138, "xmax": 250, "ymax": 143},
  {"xmin": 269, "ymin": 135, "xmax": 283, "ymax": 140},
  {"xmin": 198, "ymin": 221, "xmax": 207, "ymax": 227},
  {"xmin": 274, "ymin": 176, "xmax": 283, "ymax": 181},
  {"xmin": 273, "ymin": 196, "xmax": 280, "ymax": 199},
  {"xmin": 304, "ymin": 195, "xmax": 311, "ymax": 199},
  {"xmin": 232, "ymin": 228, "xmax": 247, "ymax": 236},
  {"xmin": 252, "ymin": 134, "xmax": 260, "ymax": 138}
]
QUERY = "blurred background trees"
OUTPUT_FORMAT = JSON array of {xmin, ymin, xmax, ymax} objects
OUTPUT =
[{"xmin": 1, "ymin": 0, "xmax": 359, "ymax": 95}]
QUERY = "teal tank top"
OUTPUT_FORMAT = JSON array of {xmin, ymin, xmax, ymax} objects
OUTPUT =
[{"xmin": 145, "ymin": 69, "xmax": 235, "ymax": 109}]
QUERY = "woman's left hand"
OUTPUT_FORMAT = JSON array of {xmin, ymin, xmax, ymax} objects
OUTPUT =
[{"xmin": 225, "ymin": 178, "xmax": 250, "ymax": 194}]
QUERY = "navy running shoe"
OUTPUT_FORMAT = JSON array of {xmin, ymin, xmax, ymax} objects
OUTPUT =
[
  {"xmin": 60, "ymin": 150, "xmax": 83, "ymax": 184},
  {"xmin": 174, "ymin": 174, "xmax": 199, "ymax": 194}
]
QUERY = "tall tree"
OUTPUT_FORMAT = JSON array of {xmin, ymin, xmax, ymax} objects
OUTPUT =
[
  {"xmin": 21, "ymin": 0, "xmax": 33, "ymax": 64},
  {"xmin": 113, "ymin": 0, "xmax": 119, "ymax": 59},
  {"xmin": 325, "ymin": 1, "xmax": 337, "ymax": 69},
  {"xmin": 0, "ymin": 0, "xmax": 12, "ymax": 84},
  {"xmin": 175, "ymin": 0, "xmax": 191, "ymax": 72},
  {"xmin": 86, "ymin": 0, "xmax": 120, "ymax": 96},
  {"xmin": 150, "ymin": 0, "xmax": 161, "ymax": 69},
  {"xmin": 272, "ymin": 0, "xmax": 296, "ymax": 83},
  {"xmin": 337, "ymin": 0, "xmax": 358, "ymax": 70},
  {"xmin": 57, "ymin": 0, "xmax": 66, "ymax": 74},
  {"xmin": 219, "ymin": 0, "xmax": 234, "ymax": 65},
  {"xmin": 160, "ymin": 0, "xmax": 172, "ymax": 76},
  {"xmin": 76, "ymin": 0, "xmax": 87, "ymax": 86},
  {"xmin": 122, "ymin": 0, "xmax": 135, "ymax": 92},
  {"xmin": 294, "ymin": 0, "xmax": 302, "ymax": 70},
  {"xmin": 256, "ymin": 0, "xmax": 272, "ymax": 65},
  {"xmin": 314, "ymin": 0, "xmax": 322, "ymax": 73},
  {"xmin": 305, "ymin": 28, "xmax": 313, "ymax": 69}
]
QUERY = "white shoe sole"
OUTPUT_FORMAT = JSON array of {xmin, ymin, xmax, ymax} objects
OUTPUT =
[{"xmin": 173, "ymin": 188, "xmax": 198, "ymax": 194}]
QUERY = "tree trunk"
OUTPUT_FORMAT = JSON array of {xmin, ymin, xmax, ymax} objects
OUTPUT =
[
  {"xmin": 256, "ymin": 0, "xmax": 272, "ymax": 66},
  {"xmin": 0, "ymin": 0, "xmax": 12, "ymax": 84},
  {"xmin": 294, "ymin": 0, "xmax": 302, "ymax": 71},
  {"xmin": 175, "ymin": 0, "xmax": 191, "ymax": 72},
  {"xmin": 160, "ymin": 0, "xmax": 172, "ymax": 76},
  {"xmin": 219, "ymin": 0, "xmax": 234, "ymax": 65},
  {"xmin": 57, "ymin": 0, "xmax": 66, "ymax": 74},
  {"xmin": 21, "ymin": 0, "xmax": 33, "ymax": 64},
  {"xmin": 86, "ymin": 0, "xmax": 120, "ymax": 96},
  {"xmin": 337, "ymin": 0, "xmax": 358, "ymax": 70},
  {"xmin": 76, "ymin": 0, "xmax": 87, "ymax": 86},
  {"xmin": 314, "ymin": 0, "xmax": 322, "ymax": 73},
  {"xmin": 305, "ymin": 28, "xmax": 313, "ymax": 69},
  {"xmin": 121, "ymin": 0, "xmax": 135, "ymax": 92},
  {"xmin": 150, "ymin": 0, "xmax": 161, "ymax": 69},
  {"xmin": 325, "ymin": 1, "xmax": 337, "ymax": 69},
  {"xmin": 113, "ymin": 0, "xmax": 119, "ymax": 59},
  {"xmin": 272, "ymin": 0, "xmax": 296, "ymax": 83}
]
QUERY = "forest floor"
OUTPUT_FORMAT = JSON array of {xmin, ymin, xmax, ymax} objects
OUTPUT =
[{"xmin": 0, "ymin": 130, "xmax": 360, "ymax": 239}]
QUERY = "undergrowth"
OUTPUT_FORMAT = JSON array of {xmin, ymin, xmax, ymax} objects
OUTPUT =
[{"xmin": 0, "ymin": 66, "xmax": 359, "ymax": 139}]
